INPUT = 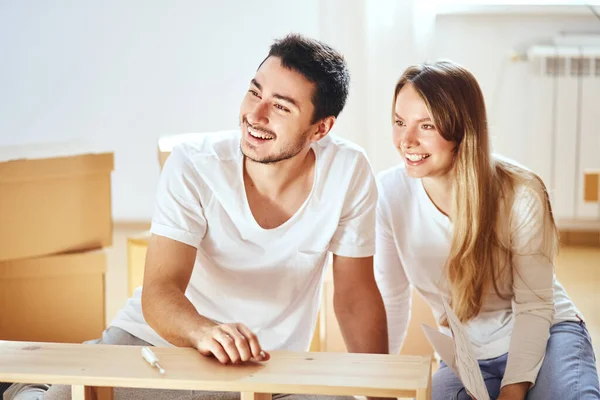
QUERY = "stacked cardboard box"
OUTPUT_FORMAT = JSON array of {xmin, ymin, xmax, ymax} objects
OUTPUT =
[{"xmin": 0, "ymin": 142, "xmax": 114, "ymax": 343}]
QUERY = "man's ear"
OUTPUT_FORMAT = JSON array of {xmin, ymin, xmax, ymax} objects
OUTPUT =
[{"xmin": 310, "ymin": 116, "xmax": 336, "ymax": 142}]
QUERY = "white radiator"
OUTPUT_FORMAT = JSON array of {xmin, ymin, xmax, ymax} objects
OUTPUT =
[{"xmin": 527, "ymin": 45, "xmax": 600, "ymax": 228}]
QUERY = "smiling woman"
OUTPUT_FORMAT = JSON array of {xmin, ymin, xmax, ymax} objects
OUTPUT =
[
  {"xmin": 392, "ymin": 83, "xmax": 456, "ymax": 180},
  {"xmin": 375, "ymin": 60, "xmax": 600, "ymax": 400}
]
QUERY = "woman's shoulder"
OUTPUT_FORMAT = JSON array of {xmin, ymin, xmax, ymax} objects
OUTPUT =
[
  {"xmin": 494, "ymin": 156, "xmax": 553, "ymax": 231},
  {"xmin": 494, "ymin": 155, "xmax": 549, "ymax": 209}
]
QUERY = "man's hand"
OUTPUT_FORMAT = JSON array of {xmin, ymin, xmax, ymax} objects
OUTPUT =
[
  {"xmin": 142, "ymin": 236, "xmax": 269, "ymax": 365},
  {"xmin": 193, "ymin": 322, "xmax": 270, "ymax": 364}
]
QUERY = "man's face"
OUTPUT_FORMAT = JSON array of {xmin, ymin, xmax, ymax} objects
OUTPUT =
[{"xmin": 239, "ymin": 56, "xmax": 318, "ymax": 164}]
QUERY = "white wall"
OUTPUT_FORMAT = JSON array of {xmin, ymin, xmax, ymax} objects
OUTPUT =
[
  {"xmin": 0, "ymin": 0, "xmax": 319, "ymax": 220},
  {"xmin": 1, "ymin": 1, "xmax": 599, "ymax": 221},
  {"xmin": 362, "ymin": 5, "xmax": 600, "ymax": 175}
]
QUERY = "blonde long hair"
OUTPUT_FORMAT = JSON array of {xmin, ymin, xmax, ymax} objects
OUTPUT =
[{"xmin": 392, "ymin": 61, "xmax": 559, "ymax": 323}]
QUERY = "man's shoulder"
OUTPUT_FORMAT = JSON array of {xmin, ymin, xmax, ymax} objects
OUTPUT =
[
  {"xmin": 315, "ymin": 134, "xmax": 374, "ymax": 180},
  {"xmin": 318, "ymin": 134, "xmax": 368, "ymax": 160},
  {"xmin": 376, "ymin": 164, "xmax": 411, "ymax": 193}
]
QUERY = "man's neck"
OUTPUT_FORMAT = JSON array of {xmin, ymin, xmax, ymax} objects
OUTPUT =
[{"xmin": 243, "ymin": 147, "xmax": 315, "ymax": 199}]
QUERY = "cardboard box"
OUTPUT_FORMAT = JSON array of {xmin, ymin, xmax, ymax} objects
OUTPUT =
[
  {"xmin": 0, "ymin": 249, "xmax": 107, "ymax": 343},
  {"xmin": 0, "ymin": 143, "xmax": 114, "ymax": 261}
]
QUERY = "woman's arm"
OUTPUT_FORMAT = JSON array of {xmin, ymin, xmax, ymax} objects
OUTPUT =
[
  {"xmin": 374, "ymin": 193, "xmax": 412, "ymax": 355},
  {"xmin": 500, "ymin": 179, "xmax": 557, "ymax": 395}
]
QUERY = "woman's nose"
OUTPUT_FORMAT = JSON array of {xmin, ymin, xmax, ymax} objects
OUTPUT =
[{"xmin": 401, "ymin": 126, "xmax": 419, "ymax": 150}]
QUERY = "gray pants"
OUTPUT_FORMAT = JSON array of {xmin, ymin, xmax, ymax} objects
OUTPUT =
[{"xmin": 4, "ymin": 327, "xmax": 354, "ymax": 400}]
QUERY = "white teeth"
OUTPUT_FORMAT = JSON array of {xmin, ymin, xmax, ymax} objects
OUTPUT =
[
  {"xmin": 405, "ymin": 153, "xmax": 430, "ymax": 162},
  {"xmin": 248, "ymin": 128, "xmax": 273, "ymax": 140}
]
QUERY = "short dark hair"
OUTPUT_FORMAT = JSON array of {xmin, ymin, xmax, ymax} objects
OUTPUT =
[{"xmin": 261, "ymin": 33, "xmax": 350, "ymax": 123}]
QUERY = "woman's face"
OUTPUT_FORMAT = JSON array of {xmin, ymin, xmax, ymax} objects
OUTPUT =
[{"xmin": 393, "ymin": 83, "xmax": 456, "ymax": 179}]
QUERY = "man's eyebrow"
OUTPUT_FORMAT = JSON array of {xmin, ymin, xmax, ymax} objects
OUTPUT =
[
  {"xmin": 250, "ymin": 78, "xmax": 300, "ymax": 110},
  {"xmin": 251, "ymin": 78, "xmax": 262, "ymax": 91},
  {"xmin": 273, "ymin": 93, "xmax": 299, "ymax": 109}
]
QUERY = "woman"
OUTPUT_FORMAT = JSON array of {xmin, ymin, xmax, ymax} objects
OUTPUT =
[{"xmin": 375, "ymin": 61, "xmax": 599, "ymax": 400}]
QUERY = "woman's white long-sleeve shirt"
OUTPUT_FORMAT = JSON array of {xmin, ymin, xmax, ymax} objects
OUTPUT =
[{"xmin": 375, "ymin": 165, "xmax": 581, "ymax": 388}]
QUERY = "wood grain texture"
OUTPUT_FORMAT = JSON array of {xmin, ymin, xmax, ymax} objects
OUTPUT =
[{"xmin": 0, "ymin": 342, "xmax": 430, "ymax": 398}]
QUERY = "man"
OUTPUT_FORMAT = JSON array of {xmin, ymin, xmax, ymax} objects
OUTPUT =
[{"xmin": 7, "ymin": 33, "xmax": 388, "ymax": 400}]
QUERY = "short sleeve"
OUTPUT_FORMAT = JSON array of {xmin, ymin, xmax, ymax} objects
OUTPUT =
[
  {"xmin": 328, "ymin": 153, "xmax": 378, "ymax": 258},
  {"xmin": 150, "ymin": 144, "xmax": 207, "ymax": 248}
]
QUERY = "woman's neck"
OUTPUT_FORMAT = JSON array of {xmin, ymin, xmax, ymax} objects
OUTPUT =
[{"xmin": 422, "ymin": 175, "xmax": 454, "ymax": 218}]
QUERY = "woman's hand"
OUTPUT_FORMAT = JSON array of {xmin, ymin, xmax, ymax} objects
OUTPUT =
[{"xmin": 496, "ymin": 382, "xmax": 529, "ymax": 400}]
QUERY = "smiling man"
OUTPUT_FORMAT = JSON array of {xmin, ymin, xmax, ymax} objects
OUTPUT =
[{"xmin": 6, "ymin": 34, "xmax": 388, "ymax": 400}]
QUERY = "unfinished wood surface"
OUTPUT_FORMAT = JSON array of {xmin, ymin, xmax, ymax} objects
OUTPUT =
[
  {"xmin": 241, "ymin": 392, "xmax": 272, "ymax": 400},
  {"xmin": 415, "ymin": 359, "xmax": 432, "ymax": 400},
  {"xmin": 0, "ymin": 341, "xmax": 431, "ymax": 398}
]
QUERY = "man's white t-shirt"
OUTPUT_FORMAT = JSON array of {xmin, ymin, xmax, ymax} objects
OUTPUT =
[{"xmin": 111, "ymin": 130, "xmax": 377, "ymax": 351}]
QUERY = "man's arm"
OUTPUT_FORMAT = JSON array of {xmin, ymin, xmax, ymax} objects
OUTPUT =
[
  {"xmin": 332, "ymin": 254, "xmax": 388, "ymax": 354},
  {"xmin": 141, "ymin": 234, "xmax": 269, "ymax": 364}
]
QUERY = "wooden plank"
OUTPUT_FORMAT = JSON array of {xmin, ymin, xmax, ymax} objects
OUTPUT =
[
  {"xmin": 0, "ymin": 342, "xmax": 430, "ymax": 398},
  {"xmin": 241, "ymin": 392, "xmax": 272, "ymax": 400},
  {"xmin": 415, "ymin": 360, "xmax": 432, "ymax": 400}
]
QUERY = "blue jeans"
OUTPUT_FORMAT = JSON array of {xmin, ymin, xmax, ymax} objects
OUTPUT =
[{"xmin": 432, "ymin": 321, "xmax": 600, "ymax": 399}]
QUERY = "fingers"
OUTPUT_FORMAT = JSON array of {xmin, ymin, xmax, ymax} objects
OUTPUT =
[
  {"xmin": 220, "ymin": 324, "xmax": 252, "ymax": 362},
  {"xmin": 235, "ymin": 323, "xmax": 265, "ymax": 360},
  {"xmin": 214, "ymin": 330, "xmax": 243, "ymax": 364},
  {"xmin": 196, "ymin": 323, "xmax": 268, "ymax": 365},
  {"xmin": 259, "ymin": 350, "xmax": 271, "ymax": 361},
  {"xmin": 198, "ymin": 338, "xmax": 229, "ymax": 364}
]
